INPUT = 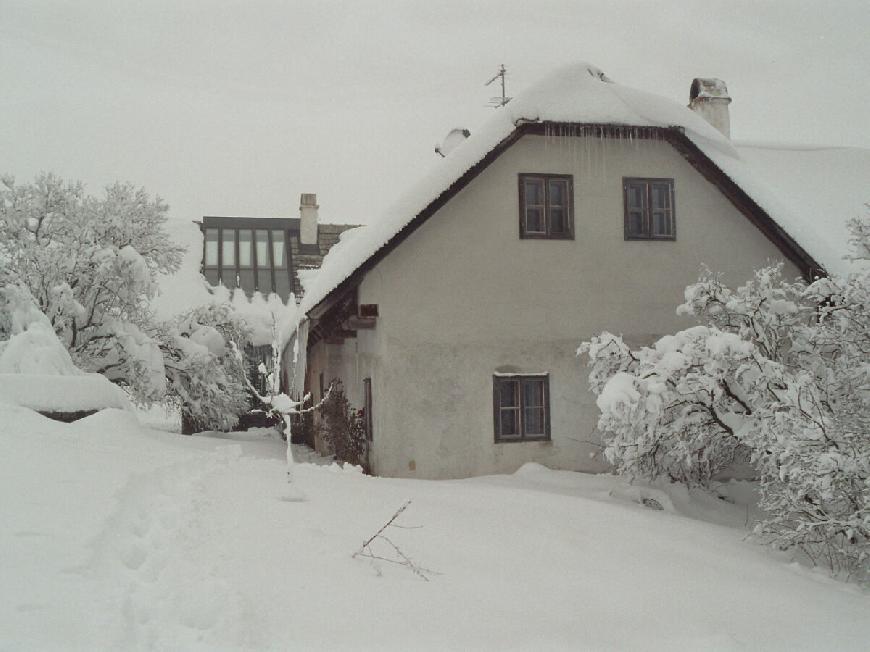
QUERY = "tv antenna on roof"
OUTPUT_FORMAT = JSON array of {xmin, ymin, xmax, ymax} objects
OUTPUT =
[{"xmin": 485, "ymin": 64, "xmax": 512, "ymax": 108}]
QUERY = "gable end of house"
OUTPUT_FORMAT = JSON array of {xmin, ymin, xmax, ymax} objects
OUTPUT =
[{"xmin": 308, "ymin": 122, "xmax": 824, "ymax": 327}]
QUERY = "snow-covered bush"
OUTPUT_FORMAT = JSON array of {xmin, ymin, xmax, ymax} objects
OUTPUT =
[
  {"xmin": 580, "ymin": 326, "xmax": 759, "ymax": 487},
  {"xmin": 580, "ymin": 216, "xmax": 870, "ymax": 579},
  {"xmin": 0, "ymin": 174, "xmax": 183, "ymax": 402},
  {"xmin": 163, "ymin": 304, "xmax": 252, "ymax": 433},
  {"xmin": 317, "ymin": 380, "xmax": 368, "ymax": 471}
]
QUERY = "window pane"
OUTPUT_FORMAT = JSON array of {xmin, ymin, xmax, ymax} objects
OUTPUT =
[
  {"xmin": 500, "ymin": 409, "xmax": 519, "ymax": 437},
  {"xmin": 524, "ymin": 178, "xmax": 544, "ymax": 206},
  {"xmin": 627, "ymin": 211, "xmax": 646, "ymax": 236},
  {"xmin": 524, "ymin": 407, "xmax": 545, "ymax": 435},
  {"xmin": 523, "ymin": 379, "xmax": 545, "ymax": 407},
  {"xmin": 221, "ymin": 230, "xmax": 235, "ymax": 266},
  {"xmin": 255, "ymin": 229, "xmax": 270, "ymax": 269},
  {"xmin": 651, "ymin": 183, "xmax": 671, "ymax": 211},
  {"xmin": 548, "ymin": 179, "xmax": 566, "ymax": 207},
  {"xmin": 522, "ymin": 178, "xmax": 546, "ymax": 234},
  {"xmin": 499, "ymin": 380, "xmax": 519, "ymax": 408},
  {"xmin": 525, "ymin": 207, "xmax": 545, "ymax": 233},
  {"xmin": 204, "ymin": 228, "xmax": 218, "ymax": 266},
  {"xmin": 627, "ymin": 184, "xmax": 645, "ymax": 211},
  {"xmin": 257, "ymin": 268, "xmax": 273, "ymax": 294},
  {"xmin": 549, "ymin": 208, "xmax": 566, "ymax": 234},
  {"xmin": 272, "ymin": 230, "xmax": 286, "ymax": 268},
  {"xmin": 238, "ymin": 229, "xmax": 252, "ymax": 267},
  {"xmin": 652, "ymin": 211, "xmax": 672, "ymax": 236}
]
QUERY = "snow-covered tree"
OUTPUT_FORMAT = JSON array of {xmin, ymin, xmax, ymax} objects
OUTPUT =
[
  {"xmin": 229, "ymin": 306, "xmax": 333, "ymax": 492},
  {"xmin": 580, "ymin": 216, "xmax": 870, "ymax": 579},
  {"xmin": 0, "ymin": 174, "xmax": 182, "ymax": 401}
]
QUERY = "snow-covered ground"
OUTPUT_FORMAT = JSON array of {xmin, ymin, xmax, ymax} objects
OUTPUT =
[{"xmin": 2, "ymin": 406, "xmax": 868, "ymax": 651}]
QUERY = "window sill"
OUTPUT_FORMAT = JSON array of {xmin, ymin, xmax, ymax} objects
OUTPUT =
[
  {"xmin": 520, "ymin": 233, "xmax": 574, "ymax": 240},
  {"xmin": 495, "ymin": 437, "xmax": 552, "ymax": 445}
]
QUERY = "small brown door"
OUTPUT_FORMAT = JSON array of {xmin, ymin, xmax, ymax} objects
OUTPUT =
[{"xmin": 363, "ymin": 378, "xmax": 373, "ymax": 442}]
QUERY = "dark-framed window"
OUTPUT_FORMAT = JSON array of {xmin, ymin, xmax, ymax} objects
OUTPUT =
[
  {"xmin": 518, "ymin": 174, "xmax": 574, "ymax": 239},
  {"xmin": 623, "ymin": 178, "xmax": 675, "ymax": 240},
  {"xmin": 200, "ymin": 220, "xmax": 293, "ymax": 299},
  {"xmin": 493, "ymin": 374, "xmax": 550, "ymax": 442}
]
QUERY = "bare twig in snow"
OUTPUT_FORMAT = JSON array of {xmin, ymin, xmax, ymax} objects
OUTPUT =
[{"xmin": 353, "ymin": 500, "xmax": 436, "ymax": 581}]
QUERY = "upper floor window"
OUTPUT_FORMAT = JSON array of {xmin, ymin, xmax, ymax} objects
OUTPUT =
[
  {"xmin": 518, "ymin": 174, "xmax": 573, "ymax": 239},
  {"xmin": 493, "ymin": 374, "xmax": 550, "ymax": 442},
  {"xmin": 201, "ymin": 225, "xmax": 289, "ymax": 295},
  {"xmin": 623, "ymin": 178, "xmax": 675, "ymax": 240}
]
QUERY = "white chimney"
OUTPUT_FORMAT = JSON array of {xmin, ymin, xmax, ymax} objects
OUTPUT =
[
  {"xmin": 688, "ymin": 78, "xmax": 731, "ymax": 139},
  {"xmin": 299, "ymin": 193, "xmax": 318, "ymax": 246}
]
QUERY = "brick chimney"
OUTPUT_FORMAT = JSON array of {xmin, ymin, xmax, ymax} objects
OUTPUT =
[
  {"xmin": 299, "ymin": 193, "xmax": 318, "ymax": 246},
  {"xmin": 688, "ymin": 78, "xmax": 731, "ymax": 139}
]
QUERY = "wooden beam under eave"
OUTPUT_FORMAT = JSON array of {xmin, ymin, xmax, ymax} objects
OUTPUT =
[
  {"xmin": 323, "ymin": 330, "xmax": 357, "ymax": 345},
  {"xmin": 346, "ymin": 316, "xmax": 377, "ymax": 329}
]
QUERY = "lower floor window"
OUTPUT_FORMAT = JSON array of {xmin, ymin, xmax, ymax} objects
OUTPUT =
[{"xmin": 493, "ymin": 374, "xmax": 550, "ymax": 441}]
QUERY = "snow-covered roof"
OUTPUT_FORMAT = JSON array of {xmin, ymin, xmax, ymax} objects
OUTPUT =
[
  {"xmin": 731, "ymin": 143, "xmax": 870, "ymax": 276},
  {"xmin": 151, "ymin": 218, "xmax": 215, "ymax": 319},
  {"xmin": 301, "ymin": 62, "xmax": 867, "ymax": 313}
]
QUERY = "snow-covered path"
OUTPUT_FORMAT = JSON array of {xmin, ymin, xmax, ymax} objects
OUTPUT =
[{"xmin": 2, "ymin": 406, "xmax": 869, "ymax": 650}]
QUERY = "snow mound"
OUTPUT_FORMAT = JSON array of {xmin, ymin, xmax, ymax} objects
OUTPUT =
[
  {"xmin": 0, "ymin": 287, "xmax": 130, "ymax": 413},
  {"xmin": 513, "ymin": 461, "xmax": 552, "ymax": 476},
  {"xmin": 0, "ymin": 319, "xmax": 79, "ymax": 375},
  {"xmin": 0, "ymin": 373, "xmax": 130, "ymax": 412}
]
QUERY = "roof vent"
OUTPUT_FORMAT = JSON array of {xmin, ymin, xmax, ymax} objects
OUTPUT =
[
  {"xmin": 435, "ymin": 128, "xmax": 471, "ymax": 158},
  {"xmin": 688, "ymin": 78, "xmax": 732, "ymax": 138}
]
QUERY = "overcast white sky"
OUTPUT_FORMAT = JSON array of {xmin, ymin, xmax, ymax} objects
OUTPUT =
[{"xmin": 2, "ymin": 0, "xmax": 868, "ymax": 226}]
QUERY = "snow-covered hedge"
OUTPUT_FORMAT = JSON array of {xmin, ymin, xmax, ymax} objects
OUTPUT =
[{"xmin": 580, "ymin": 216, "xmax": 870, "ymax": 580}]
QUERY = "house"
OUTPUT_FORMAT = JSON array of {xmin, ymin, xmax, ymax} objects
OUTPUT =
[
  {"xmin": 195, "ymin": 196, "xmax": 356, "ymax": 397},
  {"xmin": 197, "ymin": 194, "xmax": 355, "ymax": 303},
  {"xmin": 296, "ymin": 62, "xmax": 870, "ymax": 479},
  {"xmin": 152, "ymin": 194, "xmax": 356, "ymax": 432}
]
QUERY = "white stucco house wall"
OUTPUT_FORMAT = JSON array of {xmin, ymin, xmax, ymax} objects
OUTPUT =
[{"xmin": 296, "ymin": 62, "xmax": 869, "ymax": 480}]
